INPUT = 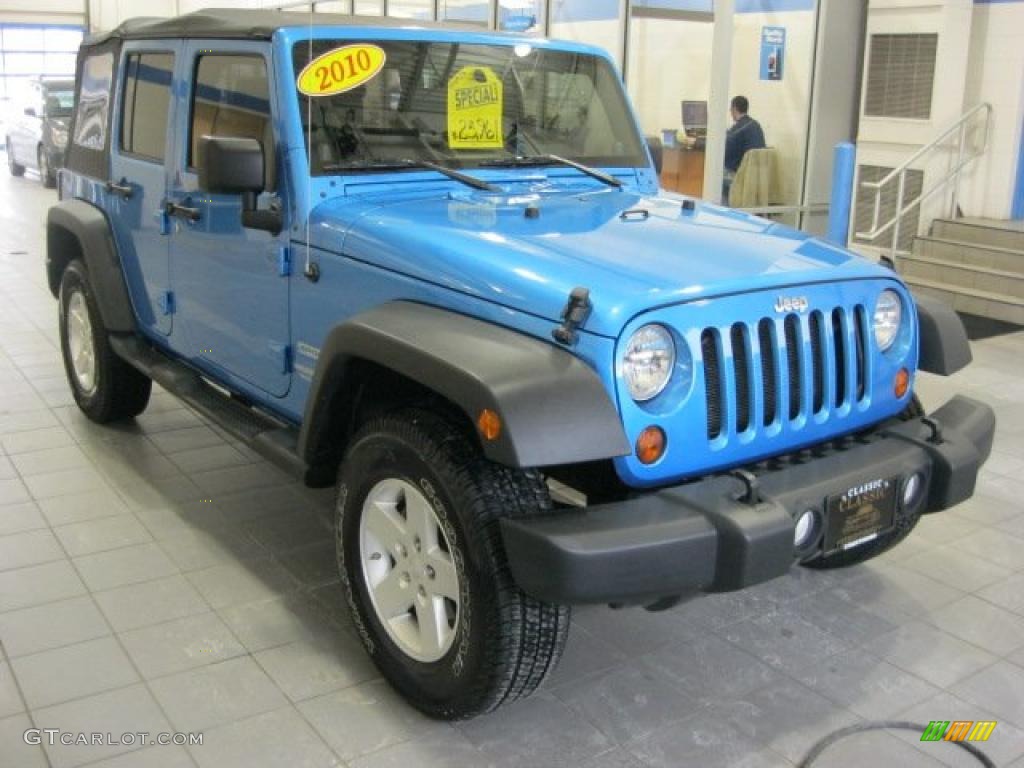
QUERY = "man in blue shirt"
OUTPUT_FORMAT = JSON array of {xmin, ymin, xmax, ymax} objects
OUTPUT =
[{"xmin": 723, "ymin": 95, "xmax": 766, "ymax": 204}]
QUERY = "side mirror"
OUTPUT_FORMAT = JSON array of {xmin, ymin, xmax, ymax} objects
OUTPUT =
[
  {"xmin": 646, "ymin": 136, "xmax": 663, "ymax": 175},
  {"xmin": 198, "ymin": 135, "xmax": 264, "ymax": 195},
  {"xmin": 24, "ymin": 106, "xmax": 36, "ymax": 117},
  {"xmin": 198, "ymin": 136, "xmax": 281, "ymax": 235}
]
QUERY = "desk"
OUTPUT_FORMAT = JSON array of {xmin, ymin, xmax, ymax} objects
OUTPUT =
[{"xmin": 660, "ymin": 147, "xmax": 704, "ymax": 198}]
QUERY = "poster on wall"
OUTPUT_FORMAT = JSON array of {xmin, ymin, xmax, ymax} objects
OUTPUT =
[
  {"xmin": 500, "ymin": 1, "xmax": 542, "ymax": 35},
  {"xmin": 760, "ymin": 26, "xmax": 786, "ymax": 81}
]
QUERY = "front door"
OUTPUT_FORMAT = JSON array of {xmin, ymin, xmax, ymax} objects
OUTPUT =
[
  {"xmin": 108, "ymin": 42, "xmax": 179, "ymax": 337},
  {"xmin": 168, "ymin": 42, "xmax": 289, "ymax": 398}
]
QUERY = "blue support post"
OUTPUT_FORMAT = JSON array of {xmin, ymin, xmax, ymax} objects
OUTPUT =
[{"xmin": 827, "ymin": 142, "xmax": 857, "ymax": 247}]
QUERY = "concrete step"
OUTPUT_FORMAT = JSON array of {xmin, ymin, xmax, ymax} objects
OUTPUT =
[
  {"xmin": 931, "ymin": 218, "xmax": 1024, "ymax": 251},
  {"xmin": 913, "ymin": 236, "xmax": 1024, "ymax": 275},
  {"xmin": 898, "ymin": 252, "xmax": 1024, "ymax": 300},
  {"xmin": 902, "ymin": 275, "xmax": 1024, "ymax": 325}
]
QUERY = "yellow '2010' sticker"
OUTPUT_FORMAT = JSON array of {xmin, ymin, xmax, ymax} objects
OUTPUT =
[
  {"xmin": 447, "ymin": 66, "xmax": 504, "ymax": 150},
  {"xmin": 296, "ymin": 44, "xmax": 387, "ymax": 97}
]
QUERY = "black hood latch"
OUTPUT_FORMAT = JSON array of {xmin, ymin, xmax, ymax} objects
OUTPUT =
[{"xmin": 552, "ymin": 287, "xmax": 592, "ymax": 346}]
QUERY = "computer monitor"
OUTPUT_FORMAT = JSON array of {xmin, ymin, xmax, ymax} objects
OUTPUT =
[{"xmin": 681, "ymin": 100, "xmax": 708, "ymax": 136}]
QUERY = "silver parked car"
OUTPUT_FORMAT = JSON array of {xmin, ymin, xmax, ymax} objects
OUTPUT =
[{"xmin": 6, "ymin": 78, "xmax": 74, "ymax": 187}]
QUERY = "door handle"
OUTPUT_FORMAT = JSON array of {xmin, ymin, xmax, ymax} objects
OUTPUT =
[
  {"xmin": 165, "ymin": 200, "xmax": 201, "ymax": 222},
  {"xmin": 105, "ymin": 179, "xmax": 133, "ymax": 199}
]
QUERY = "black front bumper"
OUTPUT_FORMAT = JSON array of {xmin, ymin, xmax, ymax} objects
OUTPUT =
[{"xmin": 501, "ymin": 395, "xmax": 995, "ymax": 605}]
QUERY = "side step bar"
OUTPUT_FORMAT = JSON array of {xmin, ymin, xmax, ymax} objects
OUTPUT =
[{"xmin": 108, "ymin": 334, "xmax": 320, "ymax": 484}]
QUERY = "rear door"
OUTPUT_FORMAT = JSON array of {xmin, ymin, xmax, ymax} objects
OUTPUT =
[{"xmin": 108, "ymin": 42, "xmax": 180, "ymax": 337}]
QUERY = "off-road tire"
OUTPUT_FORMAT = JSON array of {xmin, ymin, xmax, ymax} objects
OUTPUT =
[
  {"xmin": 7, "ymin": 143, "xmax": 24, "ymax": 176},
  {"xmin": 38, "ymin": 146, "xmax": 56, "ymax": 188},
  {"xmin": 336, "ymin": 408, "xmax": 570, "ymax": 720},
  {"xmin": 59, "ymin": 260, "xmax": 151, "ymax": 422},
  {"xmin": 802, "ymin": 395, "xmax": 926, "ymax": 570}
]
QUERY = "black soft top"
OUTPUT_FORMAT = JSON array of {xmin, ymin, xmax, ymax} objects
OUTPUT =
[{"xmin": 87, "ymin": 8, "xmax": 454, "ymax": 45}]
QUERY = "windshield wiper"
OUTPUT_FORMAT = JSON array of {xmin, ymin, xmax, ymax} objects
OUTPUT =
[
  {"xmin": 480, "ymin": 154, "xmax": 623, "ymax": 188},
  {"xmin": 322, "ymin": 159, "xmax": 500, "ymax": 192}
]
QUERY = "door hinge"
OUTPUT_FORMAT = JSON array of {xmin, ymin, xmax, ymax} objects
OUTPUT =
[
  {"xmin": 277, "ymin": 246, "xmax": 291, "ymax": 277},
  {"xmin": 269, "ymin": 342, "xmax": 292, "ymax": 374},
  {"xmin": 158, "ymin": 291, "xmax": 175, "ymax": 316}
]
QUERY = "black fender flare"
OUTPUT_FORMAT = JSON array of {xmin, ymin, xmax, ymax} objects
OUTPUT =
[
  {"xmin": 47, "ymin": 199, "xmax": 136, "ymax": 333},
  {"xmin": 298, "ymin": 302, "xmax": 631, "ymax": 469},
  {"xmin": 913, "ymin": 293, "xmax": 972, "ymax": 376}
]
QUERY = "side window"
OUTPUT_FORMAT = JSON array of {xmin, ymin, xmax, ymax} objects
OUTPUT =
[
  {"xmin": 120, "ymin": 53, "xmax": 174, "ymax": 162},
  {"xmin": 189, "ymin": 54, "xmax": 272, "ymax": 184},
  {"xmin": 73, "ymin": 51, "xmax": 114, "ymax": 150}
]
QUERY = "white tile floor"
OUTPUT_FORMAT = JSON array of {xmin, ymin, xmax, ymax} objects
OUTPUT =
[{"xmin": 0, "ymin": 166, "xmax": 1023, "ymax": 768}]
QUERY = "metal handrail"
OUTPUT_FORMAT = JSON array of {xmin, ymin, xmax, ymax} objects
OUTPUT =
[
  {"xmin": 854, "ymin": 102, "xmax": 992, "ymax": 260},
  {"xmin": 737, "ymin": 203, "xmax": 829, "ymax": 217}
]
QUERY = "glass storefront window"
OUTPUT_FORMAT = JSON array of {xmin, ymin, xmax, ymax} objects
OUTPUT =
[
  {"xmin": 549, "ymin": 0, "xmax": 623, "ymax": 70},
  {"xmin": 388, "ymin": 0, "xmax": 434, "ymax": 19},
  {"xmin": 354, "ymin": 0, "xmax": 384, "ymax": 15},
  {"xmin": 441, "ymin": 0, "xmax": 490, "ymax": 26},
  {"xmin": 625, "ymin": 5, "xmax": 713, "ymax": 200},
  {"xmin": 1, "ymin": 27, "xmax": 45, "ymax": 52}
]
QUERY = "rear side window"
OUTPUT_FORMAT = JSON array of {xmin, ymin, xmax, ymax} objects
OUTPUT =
[
  {"xmin": 121, "ymin": 53, "xmax": 174, "ymax": 162},
  {"xmin": 72, "ymin": 51, "xmax": 114, "ymax": 150},
  {"xmin": 189, "ymin": 54, "xmax": 271, "ymax": 171}
]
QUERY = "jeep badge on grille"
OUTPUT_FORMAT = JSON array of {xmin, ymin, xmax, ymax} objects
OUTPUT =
[{"xmin": 774, "ymin": 296, "xmax": 809, "ymax": 313}]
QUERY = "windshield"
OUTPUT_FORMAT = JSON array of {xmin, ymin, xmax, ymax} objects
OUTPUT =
[
  {"xmin": 43, "ymin": 89, "xmax": 74, "ymax": 118},
  {"xmin": 292, "ymin": 40, "xmax": 647, "ymax": 175}
]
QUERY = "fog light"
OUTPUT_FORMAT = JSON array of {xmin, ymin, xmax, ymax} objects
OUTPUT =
[
  {"xmin": 903, "ymin": 472, "xmax": 924, "ymax": 508},
  {"xmin": 895, "ymin": 368, "xmax": 910, "ymax": 399},
  {"xmin": 636, "ymin": 426, "xmax": 666, "ymax": 465},
  {"xmin": 794, "ymin": 509, "xmax": 817, "ymax": 548}
]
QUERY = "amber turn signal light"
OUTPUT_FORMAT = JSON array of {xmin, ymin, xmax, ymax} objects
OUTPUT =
[
  {"xmin": 894, "ymin": 368, "xmax": 910, "ymax": 399},
  {"xmin": 477, "ymin": 409, "xmax": 502, "ymax": 441},
  {"xmin": 636, "ymin": 426, "xmax": 666, "ymax": 465}
]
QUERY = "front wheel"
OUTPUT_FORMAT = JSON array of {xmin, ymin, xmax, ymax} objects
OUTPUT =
[
  {"xmin": 7, "ymin": 142, "xmax": 24, "ymax": 176},
  {"xmin": 336, "ymin": 409, "xmax": 570, "ymax": 719},
  {"xmin": 59, "ymin": 260, "xmax": 152, "ymax": 423}
]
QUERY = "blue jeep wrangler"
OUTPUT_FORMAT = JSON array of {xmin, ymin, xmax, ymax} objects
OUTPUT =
[{"xmin": 47, "ymin": 10, "xmax": 995, "ymax": 719}]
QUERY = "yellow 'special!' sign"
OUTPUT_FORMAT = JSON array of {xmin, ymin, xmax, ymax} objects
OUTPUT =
[
  {"xmin": 447, "ymin": 67, "xmax": 504, "ymax": 150},
  {"xmin": 297, "ymin": 44, "xmax": 387, "ymax": 97}
]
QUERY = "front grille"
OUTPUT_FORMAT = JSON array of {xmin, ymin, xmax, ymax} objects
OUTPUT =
[
  {"xmin": 702, "ymin": 329, "xmax": 722, "ymax": 439},
  {"xmin": 700, "ymin": 304, "xmax": 869, "ymax": 439}
]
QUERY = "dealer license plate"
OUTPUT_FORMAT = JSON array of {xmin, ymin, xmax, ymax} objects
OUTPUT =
[{"xmin": 823, "ymin": 477, "xmax": 898, "ymax": 554}]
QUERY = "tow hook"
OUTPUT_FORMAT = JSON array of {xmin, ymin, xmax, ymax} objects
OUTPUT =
[
  {"xmin": 921, "ymin": 417, "xmax": 944, "ymax": 445},
  {"xmin": 729, "ymin": 469, "xmax": 762, "ymax": 505}
]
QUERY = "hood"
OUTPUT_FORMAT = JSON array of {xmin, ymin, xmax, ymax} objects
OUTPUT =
[{"xmin": 308, "ymin": 184, "xmax": 894, "ymax": 338}]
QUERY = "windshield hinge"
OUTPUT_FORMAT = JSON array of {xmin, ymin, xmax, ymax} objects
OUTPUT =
[{"xmin": 552, "ymin": 287, "xmax": 592, "ymax": 346}]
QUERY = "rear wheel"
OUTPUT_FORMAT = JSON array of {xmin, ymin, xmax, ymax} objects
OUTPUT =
[
  {"xmin": 38, "ymin": 147, "xmax": 55, "ymax": 188},
  {"xmin": 7, "ymin": 142, "xmax": 24, "ymax": 176},
  {"xmin": 59, "ymin": 260, "xmax": 152, "ymax": 423},
  {"xmin": 802, "ymin": 395, "xmax": 926, "ymax": 570},
  {"xmin": 336, "ymin": 408, "xmax": 570, "ymax": 719}
]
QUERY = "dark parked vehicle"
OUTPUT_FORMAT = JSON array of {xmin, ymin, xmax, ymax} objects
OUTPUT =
[{"xmin": 6, "ymin": 78, "xmax": 74, "ymax": 187}]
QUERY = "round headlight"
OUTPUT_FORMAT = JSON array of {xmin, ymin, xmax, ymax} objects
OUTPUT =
[
  {"xmin": 623, "ymin": 324, "xmax": 675, "ymax": 402},
  {"xmin": 874, "ymin": 289, "xmax": 903, "ymax": 352}
]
